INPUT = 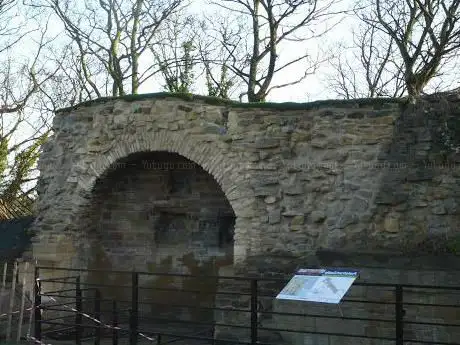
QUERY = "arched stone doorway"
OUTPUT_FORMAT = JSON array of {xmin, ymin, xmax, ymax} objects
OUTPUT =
[
  {"xmin": 69, "ymin": 130, "xmax": 255, "ymax": 268},
  {"xmin": 32, "ymin": 112, "xmax": 259, "ymax": 302},
  {"xmin": 82, "ymin": 150, "xmax": 236, "ymax": 274},
  {"xmin": 77, "ymin": 151, "xmax": 237, "ymax": 322}
]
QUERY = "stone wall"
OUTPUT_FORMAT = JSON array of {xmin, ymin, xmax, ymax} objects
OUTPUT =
[
  {"xmin": 32, "ymin": 94, "xmax": 460, "ymax": 270},
  {"xmin": 30, "ymin": 93, "xmax": 460, "ymax": 344}
]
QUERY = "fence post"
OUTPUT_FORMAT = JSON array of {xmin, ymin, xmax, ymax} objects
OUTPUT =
[
  {"xmin": 0, "ymin": 262, "xmax": 7, "ymax": 318},
  {"xmin": 6, "ymin": 260, "xmax": 18, "ymax": 341},
  {"xmin": 130, "ymin": 272, "xmax": 139, "ymax": 345},
  {"xmin": 395, "ymin": 285, "xmax": 404, "ymax": 345},
  {"xmin": 75, "ymin": 276, "xmax": 82, "ymax": 345},
  {"xmin": 17, "ymin": 262, "xmax": 29, "ymax": 343},
  {"xmin": 250, "ymin": 279, "xmax": 258, "ymax": 345},
  {"xmin": 34, "ymin": 266, "xmax": 41, "ymax": 342},
  {"xmin": 94, "ymin": 289, "xmax": 101, "ymax": 345},
  {"xmin": 112, "ymin": 300, "xmax": 118, "ymax": 345}
]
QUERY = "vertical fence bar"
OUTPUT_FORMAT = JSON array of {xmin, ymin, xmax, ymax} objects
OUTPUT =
[
  {"xmin": 6, "ymin": 260, "xmax": 18, "ymax": 341},
  {"xmin": 0, "ymin": 263, "xmax": 7, "ymax": 319},
  {"xmin": 94, "ymin": 289, "xmax": 101, "ymax": 345},
  {"xmin": 75, "ymin": 276, "xmax": 82, "ymax": 345},
  {"xmin": 130, "ymin": 272, "xmax": 139, "ymax": 345},
  {"xmin": 17, "ymin": 262, "xmax": 29, "ymax": 342},
  {"xmin": 395, "ymin": 285, "xmax": 404, "ymax": 345},
  {"xmin": 34, "ymin": 266, "xmax": 41, "ymax": 342},
  {"xmin": 250, "ymin": 279, "xmax": 258, "ymax": 345},
  {"xmin": 112, "ymin": 300, "xmax": 118, "ymax": 345}
]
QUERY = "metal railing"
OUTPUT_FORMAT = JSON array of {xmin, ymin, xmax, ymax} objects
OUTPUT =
[{"xmin": 33, "ymin": 266, "xmax": 460, "ymax": 345}]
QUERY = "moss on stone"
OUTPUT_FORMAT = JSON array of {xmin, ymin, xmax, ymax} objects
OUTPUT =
[
  {"xmin": 446, "ymin": 236, "xmax": 460, "ymax": 255},
  {"xmin": 56, "ymin": 91, "xmax": 405, "ymax": 114}
]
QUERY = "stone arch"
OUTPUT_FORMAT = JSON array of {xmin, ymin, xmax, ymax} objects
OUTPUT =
[{"xmin": 71, "ymin": 129, "xmax": 254, "ymax": 263}]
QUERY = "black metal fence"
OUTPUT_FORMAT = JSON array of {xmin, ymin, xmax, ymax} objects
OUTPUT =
[{"xmin": 33, "ymin": 266, "xmax": 460, "ymax": 345}]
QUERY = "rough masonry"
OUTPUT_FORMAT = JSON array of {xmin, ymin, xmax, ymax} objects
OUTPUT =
[
  {"xmin": 30, "ymin": 93, "xmax": 460, "ymax": 344},
  {"xmin": 32, "ymin": 93, "xmax": 460, "ymax": 273}
]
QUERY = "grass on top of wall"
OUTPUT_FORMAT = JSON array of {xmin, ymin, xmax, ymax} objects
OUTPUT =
[{"xmin": 56, "ymin": 92, "xmax": 405, "ymax": 114}]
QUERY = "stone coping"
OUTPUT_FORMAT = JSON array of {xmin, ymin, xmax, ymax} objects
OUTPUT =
[{"xmin": 56, "ymin": 92, "xmax": 405, "ymax": 114}]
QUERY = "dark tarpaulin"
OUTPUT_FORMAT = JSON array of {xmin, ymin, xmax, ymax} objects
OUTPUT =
[{"xmin": 0, "ymin": 216, "xmax": 34, "ymax": 262}]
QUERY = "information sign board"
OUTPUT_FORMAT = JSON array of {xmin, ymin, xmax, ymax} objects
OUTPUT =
[{"xmin": 276, "ymin": 268, "xmax": 359, "ymax": 304}]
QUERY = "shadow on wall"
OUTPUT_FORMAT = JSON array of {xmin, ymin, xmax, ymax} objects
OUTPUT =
[
  {"xmin": 373, "ymin": 99, "xmax": 460, "ymax": 254},
  {"xmin": 84, "ymin": 243, "xmax": 234, "ymax": 324},
  {"xmin": 0, "ymin": 216, "xmax": 35, "ymax": 274},
  {"xmin": 77, "ymin": 151, "xmax": 237, "ymax": 322}
]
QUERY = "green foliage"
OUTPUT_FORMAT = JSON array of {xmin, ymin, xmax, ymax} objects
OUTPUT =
[
  {"xmin": 0, "ymin": 131, "xmax": 49, "ymax": 201},
  {"xmin": 161, "ymin": 40, "xmax": 196, "ymax": 94},
  {"xmin": 206, "ymin": 63, "xmax": 234, "ymax": 100},
  {"xmin": 0, "ymin": 137, "xmax": 8, "ymax": 178},
  {"xmin": 446, "ymin": 236, "xmax": 460, "ymax": 255}
]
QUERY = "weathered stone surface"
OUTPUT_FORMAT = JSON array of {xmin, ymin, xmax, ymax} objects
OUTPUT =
[
  {"xmin": 384, "ymin": 212, "xmax": 400, "ymax": 233},
  {"xmin": 31, "ymin": 94, "xmax": 460, "ymax": 275},
  {"xmin": 253, "ymin": 186, "xmax": 278, "ymax": 197},
  {"xmin": 29, "ymin": 94, "xmax": 460, "ymax": 345},
  {"xmin": 282, "ymin": 209, "xmax": 304, "ymax": 217},
  {"xmin": 291, "ymin": 215, "xmax": 305, "ymax": 226},
  {"xmin": 311, "ymin": 210, "xmax": 326, "ymax": 223},
  {"xmin": 254, "ymin": 137, "xmax": 279, "ymax": 149},
  {"xmin": 264, "ymin": 196, "xmax": 277, "ymax": 204},
  {"xmin": 283, "ymin": 184, "xmax": 304, "ymax": 195},
  {"xmin": 268, "ymin": 209, "xmax": 281, "ymax": 224}
]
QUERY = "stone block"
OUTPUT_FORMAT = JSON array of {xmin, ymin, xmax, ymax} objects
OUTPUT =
[
  {"xmin": 336, "ymin": 213, "xmax": 359, "ymax": 228},
  {"xmin": 284, "ymin": 184, "xmax": 304, "ymax": 195},
  {"xmin": 383, "ymin": 212, "xmax": 400, "ymax": 233},
  {"xmin": 311, "ymin": 211, "xmax": 326, "ymax": 223},
  {"xmin": 291, "ymin": 215, "xmax": 305, "ymax": 226},
  {"xmin": 268, "ymin": 209, "xmax": 281, "ymax": 224},
  {"xmin": 255, "ymin": 137, "xmax": 280, "ymax": 149},
  {"xmin": 264, "ymin": 196, "xmax": 277, "ymax": 204}
]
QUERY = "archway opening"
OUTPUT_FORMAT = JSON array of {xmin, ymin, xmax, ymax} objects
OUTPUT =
[{"xmin": 80, "ymin": 151, "xmax": 236, "ymax": 324}]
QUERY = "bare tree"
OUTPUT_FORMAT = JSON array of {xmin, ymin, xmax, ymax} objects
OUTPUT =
[
  {"xmin": 151, "ymin": 15, "xmax": 200, "ymax": 93},
  {"xmin": 203, "ymin": 59, "xmax": 235, "ymax": 99},
  {"xmin": 0, "ymin": 1, "xmax": 54, "ymax": 211},
  {"xmin": 33, "ymin": 0, "xmax": 186, "ymax": 98},
  {"xmin": 0, "ymin": 0, "xmax": 36, "ymax": 56},
  {"xmin": 151, "ymin": 13, "xmax": 244, "ymax": 99},
  {"xmin": 209, "ymin": 0, "xmax": 340, "ymax": 102},
  {"xmin": 0, "ymin": 0, "xmax": 54, "ymax": 114},
  {"xmin": 198, "ymin": 17, "xmax": 244, "ymax": 100},
  {"xmin": 357, "ymin": 0, "xmax": 460, "ymax": 103},
  {"xmin": 327, "ymin": 22, "xmax": 406, "ymax": 99},
  {"xmin": 151, "ymin": 14, "xmax": 242, "ymax": 98}
]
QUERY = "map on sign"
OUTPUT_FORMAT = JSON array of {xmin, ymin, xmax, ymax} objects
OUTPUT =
[{"xmin": 276, "ymin": 268, "xmax": 359, "ymax": 304}]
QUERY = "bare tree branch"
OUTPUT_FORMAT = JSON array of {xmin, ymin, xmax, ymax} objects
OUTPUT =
[
  {"xmin": 30, "ymin": 0, "xmax": 187, "ymax": 98},
  {"xmin": 357, "ymin": 0, "xmax": 460, "ymax": 102},
  {"xmin": 208, "ymin": 0, "xmax": 342, "ymax": 102}
]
